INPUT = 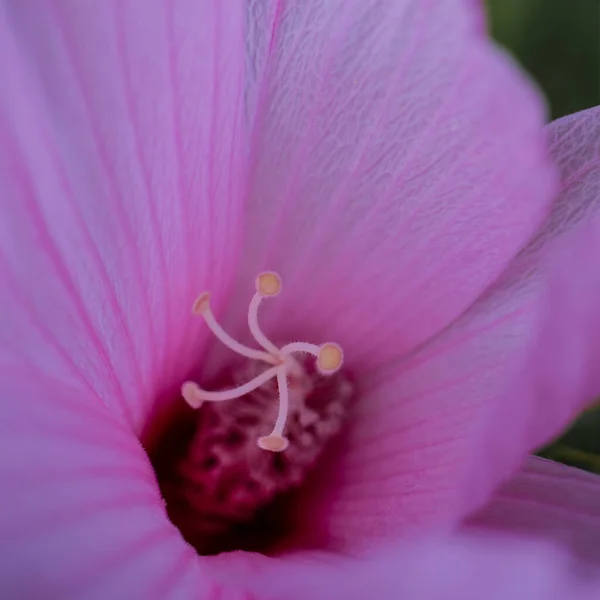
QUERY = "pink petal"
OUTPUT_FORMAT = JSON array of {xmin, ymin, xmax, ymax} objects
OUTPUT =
[
  {"xmin": 466, "ymin": 456, "xmax": 600, "ymax": 566},
  {"xmin": 233, "ymin": 0, "xmax": 556, "ymax": 371},
  {"xmin": 0, "ymin": 0, "xmax": 246, "ymax": 433},
  {"xmin": 281, "ymin": 107, "xmax": 600, "ymax": 550},
  {"xmin": 0, "ymin": 372, "xmax": 214, "ymax": 597},
  {"xmin": 209, "ymin": 533, "xmax": 600, "ymax": 600}
]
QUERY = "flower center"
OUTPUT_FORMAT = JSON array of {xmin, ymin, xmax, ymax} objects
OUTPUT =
[
  {"xmin": 151, "ymin": 273, "xmax": 353, "ymax": 554},
  {"xmin": 181, "ymin": 272, "xmax": 344, "ymax": 452}
]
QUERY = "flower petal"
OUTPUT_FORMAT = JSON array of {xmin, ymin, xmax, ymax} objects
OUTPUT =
[
  {"xmin": 0, "ymin": 371, "xmax": 218, "ymax": 598},
  {"xmin": 0, "ymin": 0, "xmax": 246, "ymax": 432},
  {"xmin": 209, "ymin": 534, "xmax": 600, "ymax": 600},
  {"xmin": 281, "ymin": 107, "xmax": 600, "ymax": 550},
  {"xmin": 234, "ymin": 0, "xmax": 556, "ymax": 369},
  {"xmin": 466, "ymin": 456, "xmax": 600, "ymax": 566}
]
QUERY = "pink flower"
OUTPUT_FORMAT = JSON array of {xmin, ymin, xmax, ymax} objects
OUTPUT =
[{"xmin": 0, "ymin": 0, "xmax": 599, "ymax": 597}]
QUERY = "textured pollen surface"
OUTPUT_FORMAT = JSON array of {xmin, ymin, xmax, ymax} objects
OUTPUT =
[{"xmin": 159, "ymin": 356, "xmax": 354, "ymax": 553}]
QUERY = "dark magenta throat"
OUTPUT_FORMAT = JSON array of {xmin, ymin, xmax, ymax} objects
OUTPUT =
[{"xmin": 149, "ymin": 356, "xmax": 354, "ymax": 555}]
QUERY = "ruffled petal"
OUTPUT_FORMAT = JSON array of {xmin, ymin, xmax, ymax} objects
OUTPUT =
[
  {"xmin": 232, "ymin": 0, "xmax": 556, "ymax": 371},
  {"xmin": 280, "ymin": 107, "xmax": 600, "ymax": 550},
  {"xmin": 466, "ymin": 456, "xmax": 600, "ymax": 566},
  {"xmin": 209, "ymin": 533, "xmax": 600, "ymax": 600},
  {"xmin": 0, "ymin": 0, "xmax": 246, "ymax": 432},
  {"xmin": 0, "ymin": 372, "xmax": 218, "ymax": 598}
]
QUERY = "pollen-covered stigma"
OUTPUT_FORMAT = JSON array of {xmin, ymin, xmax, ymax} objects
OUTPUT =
[{"xmin": 182, "ymin": 272, "xmax": 344, "ymax": 452}]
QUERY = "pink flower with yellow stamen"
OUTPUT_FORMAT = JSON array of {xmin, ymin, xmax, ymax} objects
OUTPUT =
[{"xmin": 1, "ymin": 1, "xmax": 600, "ymax": 598}]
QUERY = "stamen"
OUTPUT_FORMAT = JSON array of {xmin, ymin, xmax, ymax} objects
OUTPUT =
[
  {"xmin": 255, "ymin": 271, "xmax": 282, "ymax": 297},
  {"xmin": 257, "ymin": 367, "xmax": 290, "ymax": 452},
  {"xmin": 184, "ymin": 273, "xmax": 343, "ymax": 452},
  {"xmin": 192, "ymin": 292, "xmax": 276, "ymax": 365},
  {"xmin": 248, "ymin": 293, "xmax": 281, "ymax": 356},
  {"xmin": 281, "ymin": 341, "xmax": 321, "ymax": 357},
  {"xmin": 257, "ymin": 435, "xmax": 289, "ymax": 452},
  {"xmin": 317, "ymin": 343, "xmax": 344, "ymax": 375},
  {"xmin": 181, "ymin": 365, "xmax": 280, "ymax": 408},
  {"xmin": 282, "ymin": 342, "xmax": 344, "ymax": 375}
]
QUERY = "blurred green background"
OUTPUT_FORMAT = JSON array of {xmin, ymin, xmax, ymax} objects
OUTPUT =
[
  {"xmin": 488, "ymin": 0, "xmax": 599, "ymax": 119},
  {"xmin": 487, "ymin": 0, "xmax": 600, "ymax": 473}
]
